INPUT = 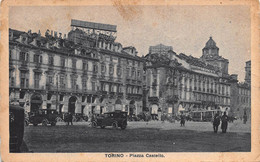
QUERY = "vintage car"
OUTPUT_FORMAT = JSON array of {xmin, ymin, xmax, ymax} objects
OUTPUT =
[
  {"xmin": 29, "ymin": 109, "xmax": 59, "ymax": 126},
  {"xmin": 9, "ymin": 104, "xmax": 25, "ymax": 152},
  {"xmin": 91, "ymin": 110, "xmax": 127, "ymax": 130}
]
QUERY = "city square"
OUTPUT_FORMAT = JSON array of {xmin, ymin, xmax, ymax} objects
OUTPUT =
[
  {"xmin": 8, "ymin": 5, "xmax": 252, "ymax": 155},
  {"xmin": 22, "ymin": 120, "xmax": 251, "ymax": 152}
]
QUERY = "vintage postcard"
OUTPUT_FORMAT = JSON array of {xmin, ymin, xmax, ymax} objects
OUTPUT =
[{"xmin": 0, "ymin": 0, "xmax": 259, "ymax": 161}]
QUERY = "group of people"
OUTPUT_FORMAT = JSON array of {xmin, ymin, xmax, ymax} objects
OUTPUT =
[{"xmin": 213, "ymin": 112, "xmax": 228, "ymax": 133}]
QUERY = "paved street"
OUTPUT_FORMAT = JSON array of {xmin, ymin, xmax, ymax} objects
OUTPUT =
[{"xmin": 23, "ymin": 120, "xmax": 251, "ymax": 152}]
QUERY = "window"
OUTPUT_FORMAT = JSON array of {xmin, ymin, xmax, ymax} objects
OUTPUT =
[
  {"xmin": 82, "ymin": 79, "xmax": 87, "ymax": 88},
  {"xmin": 47, "ymin": 93, "xmax": 52, "ymax": 100},
  {"xmin": 101, "ymin": 64, "xmax": 106, "ymax": 73},
  {"xmin": 34, "ymin": 73, "xmax": 40, "ymax": 88},
  {"xmin": 60, "ymin": 95, "xmax": 64, "ymax": 101},
  {"xmin": 153, "ymin": 89, "xmax": 157, "ymax": 96},
  {"xmin": 126, "ymin": 68, "xmax": 129, "ymax": 77},
  {"xmin": 137, "ymin": 71, "xmax": 140, "ymax": 77},
  {"xmin": 48, "ymin": 56, "xmax": 54, "ymax": 65},
  {"xmin": 60, "ymin": 76, "xmax": 65, "ymax": 88},
  {"xmin": 93, "ymin": 64, "xmax": 98, "ymax": 73},
  {"xmin": 92, "ymin": 82, "xmax": 96, "ymax": 91},
  {"xmin": 10, "ymin": 77, "xmax": 15, "ymax": 87},
  {"xmin": 100, "ymin": 82, "xmax": 105, "ymax": 91},
  {"xmin": 9, "ymin": 50, "xmax": 12, "ymax": 60},
  {"xmin": 72, "ymin": 59, "xmax": 77, "ymax": 69},
  {"xmin": 82, "ymin": 96, "xmax": 85, "ymax": 102},
  {"xmin": 71, "ymin": 77, "xmax": 77, "ymax": 89},
  {"xmin": 109, "ymin": 84, "xmax": 113, "ymax": 92},
  {"xmin": 48, "ymin": 76, "xmax": 53, "ymax": 84},
  {"xmin": 83, "ymin": 62, "xmax": 88, "ymax": 70},
  {"xmin": 109, "ymin": 65, "xmax": 114, "ymax": 75},
  {"xmin": 34, "ymin": 54, "xmax": 42, "ymax": 64},
  {"xmin": 20, "ymin": 52, "xmax": 29, "ymax": 62},
  {"xmin": 61, "ymin": 57, "xmax": 65, "ymax": 67},
  {"xmin": 117, "ymin": 67, "xmax": 121, "ymax": 76},
  {"xmin": 20, "ymin": 71, "xmax": 28, "ymax": 88}
]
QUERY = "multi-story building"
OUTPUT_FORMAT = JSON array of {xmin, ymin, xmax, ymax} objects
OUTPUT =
[
  {"xmin": 144, "ymin": 38, "xmax": 231, "ymax": 116},
  {"xmin": 245, "ymin": 60, "xmax": 251, "ymax": 85},
  {"xmin": 9, "ymin": 19, "xmax": 145, "ymax": 116},
  {"xmin": 230, "ymin": 61, "xmax": 251, "ymax": 120}
]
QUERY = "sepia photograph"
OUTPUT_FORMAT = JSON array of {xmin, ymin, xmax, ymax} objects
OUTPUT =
[{"xmin": 1, "ymin": 0, "xmax": 259, "ymax": 161}]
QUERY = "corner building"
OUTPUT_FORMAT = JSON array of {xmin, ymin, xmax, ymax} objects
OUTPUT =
[
  {"xmin": 144, "ymin": 38, "xmax": 231, "ymax": 116},
  {"xmin": 9, "ymin": 19, "xmax": 145, "ymax": 116}
]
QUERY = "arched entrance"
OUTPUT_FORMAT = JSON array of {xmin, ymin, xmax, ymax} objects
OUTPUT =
[
  {"xmin": 68, "ymin": 96, "xmax": 77, "ymax": 114},
  {"xmin": 31, "ymin": 93, "xmax": 42, "ymax": 112}
]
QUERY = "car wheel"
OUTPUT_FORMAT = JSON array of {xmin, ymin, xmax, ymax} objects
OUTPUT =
[
  {"xmin": 55, "ymin": 117, "xmax": 63, "ymax": 122},
  {"xmin": 51, "ymin": 122, "xmax": 56, "ymax": 126},
  {"xmin": 33, "ymin": 123, "xmax": 38, "ymax": 126},
  {"xmin": 91, "ymin": 121, "xmax": 97, "ymax": 128},
  {"xmin": 42, "ymin": 119, "xmax": 48, "ymax": 126},
  {"xmin": 101, "ymin": 125, "xmax": 105, "ymax": 129},
  {"xmin": 112, "ymin": 122, "xmax": 118, "ymax": 129}
]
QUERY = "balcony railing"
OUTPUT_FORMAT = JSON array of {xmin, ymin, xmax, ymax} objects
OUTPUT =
[{"xmin": 148, "ymin": 96, "xmax": 159, "ymax": 102}]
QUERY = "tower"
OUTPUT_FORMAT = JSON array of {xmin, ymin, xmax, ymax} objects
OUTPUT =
[
  {"xmin": 201, "ymin": 37, "xmax": 229, "ymax": 76},
  {"xmin": 245, "ymin": 60, "xmax": 251, "ymax": 85}
]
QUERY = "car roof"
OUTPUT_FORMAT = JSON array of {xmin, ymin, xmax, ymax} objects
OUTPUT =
[{"xmin": 10, "ymin": 105, "xmax": 24, "ymax": 111}]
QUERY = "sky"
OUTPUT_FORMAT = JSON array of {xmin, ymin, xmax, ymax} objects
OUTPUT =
[{"xmin": 9, "ymin": 5, "xmax": 251, "ymax": 81}]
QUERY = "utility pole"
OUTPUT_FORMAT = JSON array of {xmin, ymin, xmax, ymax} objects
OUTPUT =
[{"xmin": 56, "ymin": 74, "xmax": 58, "ymax": 112}]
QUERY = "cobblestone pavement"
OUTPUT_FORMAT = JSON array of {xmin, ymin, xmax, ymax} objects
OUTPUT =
[
  {"xmin": 24, "ymin": 120, "xmax": 251, "ymax": 152},
  {"xmin": 57, "ymin": 119, "xmax": 251, "ymax": 133}
]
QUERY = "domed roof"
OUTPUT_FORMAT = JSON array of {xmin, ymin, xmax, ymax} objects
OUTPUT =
[{"xmin": 204, "ymin": 36, "xmax": 219, "ymax": 49}]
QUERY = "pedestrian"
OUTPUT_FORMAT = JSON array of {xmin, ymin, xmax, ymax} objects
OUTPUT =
[
  {"xmin": 180, "ymin": 114, "xmax": 185, "ymax": 127},
  {"xmin": 243, "ymin": 113, "xmax": 247, "ymax": 124},
  {"xmin": 221, "ymin": 112, "xmax": 228, "ymax": 133},
  {"xmin": 213, "ymin": 113, "xmax": 220, "ymax": 133},
  {"xmin": 67, "ymin": 112, "xmax": 73, "ymax": 125}
]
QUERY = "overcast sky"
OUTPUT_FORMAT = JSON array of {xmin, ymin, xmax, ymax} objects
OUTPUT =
[{"xmin": 10, "ymin": 5, "xmax": 251, "ymax": 81}]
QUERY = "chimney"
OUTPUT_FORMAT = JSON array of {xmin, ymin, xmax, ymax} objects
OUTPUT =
[
  {"xmin": 30, "ymin": 37, "xmax": 37, "ymax": 46},
  {"xmin": 38, "ymin": 30, "xmax": 41, "ymax": 37},
  {"xmin": 231, "ymin": 74, "xmax": 238, "ymax": 81}
]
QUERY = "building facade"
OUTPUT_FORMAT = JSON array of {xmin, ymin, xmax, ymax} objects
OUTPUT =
[
  {"xmin": 230, "ymin": 61, "xmax": 251, "ymax": 120},
  {"xmin": 144, "ymin": 38, "xmax": 231, "ymax": 116},
  {"xmin": 9, "ymin": 19, "xmax": 145, "ymax": 116},
  {"xmin": 245, "ymin": 60, "xmax": 251, "ymax": 85}
]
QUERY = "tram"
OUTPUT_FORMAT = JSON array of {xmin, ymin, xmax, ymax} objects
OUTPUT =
[{"xmin": 191, "ymin": 109, "xmax": 221, "ymax": 122}]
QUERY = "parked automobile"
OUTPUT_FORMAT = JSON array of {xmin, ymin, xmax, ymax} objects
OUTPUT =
[
  {"xmin": 91, "ymin": 110, "xmax": 127, "ymax": 130},
  {"xmin": 29, "ymin": 109, "xmax": 58, "ymax": 126},
  {"xmin": 9, "ymin": 104, "xmax": 25, "ymax": 152}
]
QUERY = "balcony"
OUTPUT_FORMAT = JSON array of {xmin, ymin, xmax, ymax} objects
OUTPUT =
[
  {"xmin": 127, "ymin": 93, "xmax": 143, "ymax": 101},
  {"xmin": 148, "ymin": 96, "xmax": 159, "ymax": 103}
]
